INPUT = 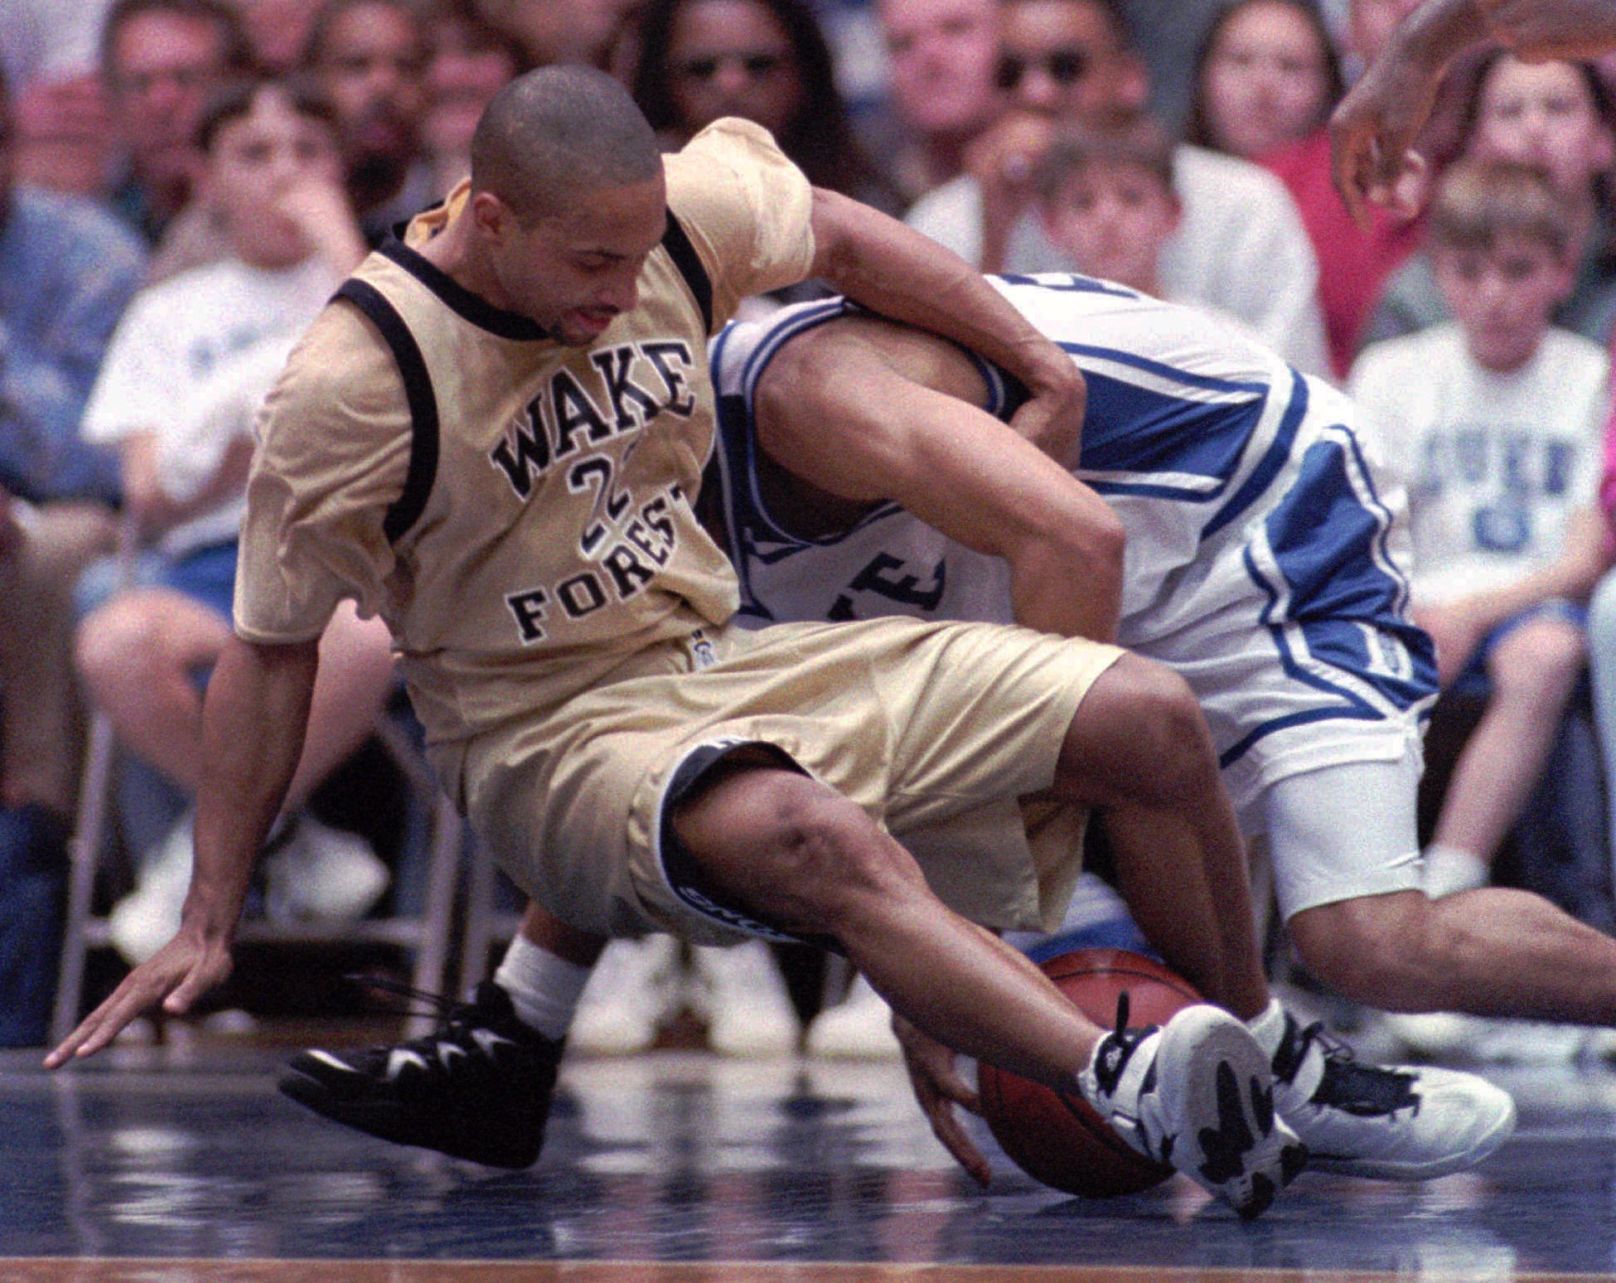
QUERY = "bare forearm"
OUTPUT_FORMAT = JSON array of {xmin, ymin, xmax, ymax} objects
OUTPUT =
[
  {"xmin": 1389, "ymin": 0, "xmax": 1495, "ymax": 78},
  {"xmin": 1450, "ymin": 509, "xmax": 1612, "ymax": 632},
  {"xmin": 809, "ymin": 190, "xmax": 1076, "ymax": 410},
  {"xmin": 183, "ymin": 633, "xmax": 317, "ymax": 939}
]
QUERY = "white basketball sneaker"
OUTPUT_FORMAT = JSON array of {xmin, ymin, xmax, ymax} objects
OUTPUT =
[
  {"xmin": 1269, "ymin": 1012, "xmax": 1516, "ymax": 1179},
  {"xmin": 1077, "ymin": 996, "xmax": 1307, "ymax": 1219},
  {"xmin": 805, "ymin": 972, "xmax": 901, "ymax": 1061},
  {"xmin": 571, "ymin": 935, "xmax": 683, "ymax": 1056},
  {"xmin": 690, "ymin": 941, "xmax": 801, "ymax": 1058}
]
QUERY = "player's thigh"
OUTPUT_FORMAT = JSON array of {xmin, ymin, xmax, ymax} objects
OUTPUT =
[{"xmin": 1262, "ymin": 753, "xmax": 1424, "ymax": 928}]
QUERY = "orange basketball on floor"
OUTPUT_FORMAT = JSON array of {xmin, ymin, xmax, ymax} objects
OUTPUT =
[{"xmin": 978, "ymin": 947, "xmax": 1203, "ymax": 1197}]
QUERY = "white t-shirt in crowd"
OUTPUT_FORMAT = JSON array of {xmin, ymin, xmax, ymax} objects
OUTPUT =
[
  {"xmin": 1349, "ymin": 322, "xmax": 1610, "ymax": 606},
  {"xmin": 904, "ymin": 143, "xmax": 1331, "ymax": 376},
  {"xmin": 82, "ymin": 254, "xmax": 340, "ymax": 557}
]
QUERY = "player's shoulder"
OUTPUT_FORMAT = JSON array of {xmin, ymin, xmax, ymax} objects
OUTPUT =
[
  {"xmin": 665, "ymin": 118, "xmax": 797, "ymax": 197},
  {"xmin": 269, "ymin": 291, "xmax": 409, "ymax": 421}
]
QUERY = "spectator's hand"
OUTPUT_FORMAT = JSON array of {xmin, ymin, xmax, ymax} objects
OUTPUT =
[
  {"xmin": 1415, "ymin": 601, "xmax": 1487, "ymax": 688},
  {"xmin": 965, "ymin": 112, "xmax": 1057, "ymax": 273},
  {"xmin": 894, "ymin": 1012, "xmax": 993, "ymax": 1187},
  {"xmin": 1329, "ymin": 59, "xmax": 1435, "ymax": 230},
  {"xmin": 43, "ymin": 928, "xmax": 234, "ymax": 1068},
  {"xmin": 274, "ymin": 174, "xmax": 368, "ymax": 275}
]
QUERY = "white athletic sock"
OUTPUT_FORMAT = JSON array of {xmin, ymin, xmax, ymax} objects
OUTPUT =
[
  {"xmin": 1246, "ymin": 997, "xmax": 1287, "ymax": 1062},
  {"xmin": 493, "ymin": 933, "xmax": 593, "ymax": 1040},
  {"xmin": 1422, "ymin": 844, "xmax": 1489, "ymax": 900}
]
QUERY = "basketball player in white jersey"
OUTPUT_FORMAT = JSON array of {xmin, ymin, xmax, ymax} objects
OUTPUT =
[{"xmin": 45, "ymin": 68, "xmax": 1328, "ymax": 1217}]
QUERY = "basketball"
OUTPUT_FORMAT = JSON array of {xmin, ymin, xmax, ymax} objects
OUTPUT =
[{"xmin": 977, "ymin": 947, "xmax": 1203, "ymax": 1198}]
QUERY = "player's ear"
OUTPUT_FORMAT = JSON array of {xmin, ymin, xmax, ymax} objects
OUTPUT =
[{"xmin": 470, "ymin": 189, "xmax": 511, "ymax": 241}]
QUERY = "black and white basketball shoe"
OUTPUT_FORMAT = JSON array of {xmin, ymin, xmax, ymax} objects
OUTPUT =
[{"xmin": 279, "ymin": 979, "xmax": 561, "ymax": 1169}]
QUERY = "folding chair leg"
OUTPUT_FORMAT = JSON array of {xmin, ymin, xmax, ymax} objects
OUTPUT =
[{"xmin": 51, "ymin": 712, "xmax": 118, "ymax": 1047}]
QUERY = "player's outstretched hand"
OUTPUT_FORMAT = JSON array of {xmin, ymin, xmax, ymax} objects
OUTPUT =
[
  {"xmin": 1329, "ymin": 57, "xmax": 1435, "ymax": 230},
  {"xmin": 894, "ymin": 1013, "xmax": 993, "ymax": 1188},
  {"xmin": 43, "ymin": 930, "xmax": 234, "ymax": 1068}
]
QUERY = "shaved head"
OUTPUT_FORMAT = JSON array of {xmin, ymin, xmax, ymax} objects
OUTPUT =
[{"xmin": 471, "ymin": 65, "xmax": 662, "ymax": 223}]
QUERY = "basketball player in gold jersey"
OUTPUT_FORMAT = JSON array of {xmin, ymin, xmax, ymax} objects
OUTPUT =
[{"xmin": 47, "ymin": 66, "xmax": 1307, "ymax": 1216}]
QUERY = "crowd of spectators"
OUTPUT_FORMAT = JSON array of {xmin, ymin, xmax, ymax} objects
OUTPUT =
[{"xmin": 5, "ymin": 0, "xmax": 1616, "ymax": 1061}]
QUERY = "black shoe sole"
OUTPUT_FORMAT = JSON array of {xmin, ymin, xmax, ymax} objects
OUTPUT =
[{"xmin": 277, "ymin": 1069, "xmax": 541, "ymax": 1170}]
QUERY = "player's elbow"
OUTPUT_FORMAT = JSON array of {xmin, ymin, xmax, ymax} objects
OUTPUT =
[{"xmin": 1017, "ymin": 498, "xmax": 1125, "ymax": 585}]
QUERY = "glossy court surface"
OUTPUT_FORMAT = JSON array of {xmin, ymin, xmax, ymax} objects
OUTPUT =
[{"xmin": 4, "ymin": 1046, "xmax": 1615, "ymax": 1281}]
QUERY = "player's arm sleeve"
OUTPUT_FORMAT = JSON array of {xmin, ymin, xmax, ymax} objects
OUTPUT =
[
  {"xmin": 661, "ymin": 118, "xmax": 817, "ymax": 329},
  {"xmin": 233, "ymin": 302, "xmax": 412, "ymax": 644}
]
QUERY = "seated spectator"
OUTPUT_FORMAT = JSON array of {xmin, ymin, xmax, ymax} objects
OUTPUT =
[
  {"xmin": 1185, "ymin": 0, "xmax": 1425, "ymax": 377},
  {"xmin": 631, "ymin": 0, "xmax": 901, "ymax": 215},
  {"xmin": 232, "ymin": 0, "xmax": 324, "ymax": 75},
  {"xmin": 1034, "ymin": 116, "xmax": 1258, "ymax": 332},
  {"xmin": 467, "ymin": 0, "xmax": 641, "ymax": 73},
  {"xmin": 1350, "ymin": 160, "xmax": 1611, "ymax": 905},
  {"xmin": 903, "ymin": 0, "xmax": 1331, "ymax": 374},
  {"xmin": 0, "ymin": 63, "xmax": 146, "ymax": 1047},
  {"xmin": 1364, "ymin": 51, "xmax": 1616, "ymax": 351},
  {"xmin": 1, "ymin": 0, "xmax": 117, "ymax": 195},
  {"xmin": 101, "ymin": 0, "xmax": 252, "ymax": 279},
  {"xmin": 1112, "ymin": 0, "xmax": 1227, "ymax": 133},
  {"xmin": 300, "ymin": 0, "xmax": 433, "ymax": 244},
  {"xmin": 421, "ymin": 0, "xmax": 524, "ymax": 202},
  {"xmin": 71, "ymin": 76, "xmax": 392, "ymax": 967},
  {"xmin": 870, "ymin": 0, "xmax": 1004, "ymax": 206}
]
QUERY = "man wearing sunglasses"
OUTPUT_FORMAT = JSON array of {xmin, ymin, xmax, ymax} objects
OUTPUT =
[{"xmin": 904, "ymin": 0, "xmax": 1330, "ymax": 375}]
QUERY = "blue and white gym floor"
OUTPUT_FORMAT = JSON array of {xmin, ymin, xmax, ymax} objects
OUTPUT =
[{"xmin": 3, "ymin": 1037, "xmax": 1614, "ymax": 1282}]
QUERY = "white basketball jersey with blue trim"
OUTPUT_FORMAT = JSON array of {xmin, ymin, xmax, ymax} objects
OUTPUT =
[{"xmin": 708, "ymin": 274, "xmax": 1437, "ymax": 808}]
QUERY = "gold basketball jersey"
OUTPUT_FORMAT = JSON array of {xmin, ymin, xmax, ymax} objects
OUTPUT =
[{"xmin": 235, "ymin": 119, "xmax": 816, "ymax": 744}]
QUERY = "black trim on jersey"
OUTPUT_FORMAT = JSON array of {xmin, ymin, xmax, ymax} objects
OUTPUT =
[
  {"xmin": 334, "ymin": 279, "xmax": 441, "ymax": 542},
  {"xmin": 376, "ymin": 236, "xmax": 551, "ymax": 341},
  {"xmin": 661, "ymin": 210, "xmax": 713, "ymax": 334}
]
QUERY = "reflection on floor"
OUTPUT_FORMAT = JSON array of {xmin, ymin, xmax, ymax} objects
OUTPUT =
[{"xmin": 4, "ymin": 1046, "xmax": 1615, "ymax": 1281}]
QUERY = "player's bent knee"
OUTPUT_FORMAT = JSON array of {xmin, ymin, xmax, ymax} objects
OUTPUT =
[
  {"xmin": 678, "ymin": 770, "xmax": 917, "ymax": 933},
  {"xmin": 1081, "ymin": 656, "xmax": 1218, "ymax": 807}
]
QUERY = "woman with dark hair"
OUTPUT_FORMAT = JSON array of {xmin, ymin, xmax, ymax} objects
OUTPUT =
[
  {"xmin": 1181, "ymin": 0, "xmax": 1417, "ymax": 376},
  {"xmin": 630, "ymin": 0, "xmax": 900, "ymax": 215},
  {"xmin": 1363, "ymin": 49, "xmax": 1616, "ymax": 349},
  {"xmin": 1183, "ymin": 0, "xmax": 1344, "ymax": 159}
]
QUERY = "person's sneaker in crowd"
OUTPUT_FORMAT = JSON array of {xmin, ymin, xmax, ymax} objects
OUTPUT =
[
  {"xmin": 690, "ymin": 941, "xmax": 801, "ymax": 1058},
  {"xmin": 106, "ymin": 809, "xmax": 196, "ymax": 965},
  {"xmin": 262, "ymin": 813, "xmax": 389, "ymax": 924},
  {"xmin": 805, "ymin": 972, "xmax": 901, "ymax": 1061},
  {"xmin": 279, "ymin": 979, "xmax": 561, "ymax": 1168},
  {"xmin": 570, "ymin": 935, "xmax": 683, "ymax": 1056},
  {"xmin": 1270, "ymin": 1011, "xmax": 1516, "ymax": 1179},
  {"xmin": 1384, "ymin": 1010, "xmax": 1616, "ymax": 1065},
  {"xmin": 1077, "ymin": 995, "xmax": 1306, "ymax": 1219}
]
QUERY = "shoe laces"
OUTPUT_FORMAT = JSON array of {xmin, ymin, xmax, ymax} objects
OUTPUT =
[
  {"xmin": 1091, "ymin": 991, "xmax": 1159, "ymax": 1097},
  {"xmin": 1291, "ymin": 1020, "xmax": 1419, "ymax": 1118},
  {"xmin": 346, "ymin": 974, "xmax": 525, "ymax": 1060}
]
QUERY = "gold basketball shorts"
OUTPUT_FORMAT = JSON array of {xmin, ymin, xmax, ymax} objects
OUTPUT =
[{"xmin": 452, "ymin": 616, "xmax": 1121, "ymax": 945}]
